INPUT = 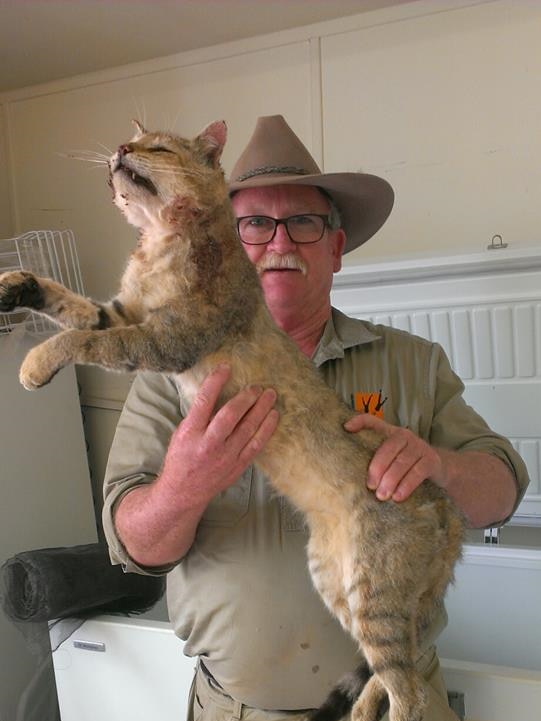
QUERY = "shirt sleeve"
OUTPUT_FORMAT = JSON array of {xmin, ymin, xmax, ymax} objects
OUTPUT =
[
  {"xmin": 102, "ymin": 371, "xmax": 183, "ymax": 575},
  {"xmin": 427, "ymin": 343, "xmax": 530, "ymax": 524}
]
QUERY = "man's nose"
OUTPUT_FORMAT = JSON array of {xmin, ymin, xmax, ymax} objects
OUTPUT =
[{"xmin": 269, "ymin": 221, "xmax": 296, "ymax": 250}]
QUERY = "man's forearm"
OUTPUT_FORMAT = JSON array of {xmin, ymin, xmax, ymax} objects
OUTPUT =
[
  {"xmin": 436, "ymin": 449, "xmax": 517, "ymax": 528},
  {"xmin": 114, "ymin": 480, "xmax": 207, "ymax": 568}
]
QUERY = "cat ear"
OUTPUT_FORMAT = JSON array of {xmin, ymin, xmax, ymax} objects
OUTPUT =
[
  {"xmin": 131, "ymin": 119, "xmax": 147, "ymax": 138},
  {"xmin": 196, "ymin": 120, "xmax": 227, "ymax": 167}
]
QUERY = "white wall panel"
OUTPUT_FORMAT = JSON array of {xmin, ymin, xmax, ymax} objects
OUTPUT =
[{"xmin": 321, "ymin": 1, "xmax": 541, "ymax": 264}]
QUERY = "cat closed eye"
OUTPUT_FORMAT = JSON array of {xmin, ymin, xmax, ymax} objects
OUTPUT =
[{"xmin": 148, "ymin": 146, "xmax": 174, "ymax": 154}]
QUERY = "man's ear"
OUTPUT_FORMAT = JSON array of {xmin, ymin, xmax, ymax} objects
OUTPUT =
[
  {"xmin": 332, "ymin": 229, "xmax": 346, "ymax": 273},
  {"xmin": 195, "ymin": 120, "xmax": 227, "ymax": 168}
]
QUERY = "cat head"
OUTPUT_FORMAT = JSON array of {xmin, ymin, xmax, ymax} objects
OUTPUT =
[{"xmin": 108, "ymin": 120, "xmax": 228, "ymax": 232}]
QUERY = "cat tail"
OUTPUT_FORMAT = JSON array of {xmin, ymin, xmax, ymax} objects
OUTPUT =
[{"xmin": 310, "ymin": 663, "xmax": 383, "ymax": 721}]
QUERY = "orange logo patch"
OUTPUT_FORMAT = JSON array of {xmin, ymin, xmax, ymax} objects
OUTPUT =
[{"xmin": 351, "ymin": 390, "xmax": 387, "ymax": 418}]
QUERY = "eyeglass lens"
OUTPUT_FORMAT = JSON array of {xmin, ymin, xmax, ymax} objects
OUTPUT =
[{"xmin": 238, "ymin": 215, "xmax": 327, "ymax": 245}]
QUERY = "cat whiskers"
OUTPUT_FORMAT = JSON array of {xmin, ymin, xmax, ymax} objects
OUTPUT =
[
  {"xmin": 61, "ymin": 150, "xmax": 110, "ymax": 166},
  {"xmin": 94, "ymin": 141, "xmax": 114, "ymax": 156}
]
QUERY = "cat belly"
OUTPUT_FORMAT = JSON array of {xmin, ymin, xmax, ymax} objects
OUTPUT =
[
  {"xmin": 173, "ymin": 367, "xmax": 205, "ymax": 406},
  {"xmin": 173, "ymin": 351, "xmax": 235, "ymax": 406}
]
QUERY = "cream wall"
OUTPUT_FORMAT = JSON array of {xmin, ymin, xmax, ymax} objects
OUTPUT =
[{"xmin": 322, "ymin": 0, "xmax": 541, "ymax": 264}]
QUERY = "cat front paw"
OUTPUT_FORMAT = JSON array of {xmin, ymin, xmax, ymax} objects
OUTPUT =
[
  {"xmin": 19, "ymin": 346, "xmax": 60, "ymax": 390},
  {"xmin": 0, "ymin": 271, "xmax": 44, "ymax": 312}
]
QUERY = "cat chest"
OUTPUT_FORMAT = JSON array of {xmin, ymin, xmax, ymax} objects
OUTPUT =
[{"xmin": 121, "ymin": 261, "xmax": 187, "ymax": 309}]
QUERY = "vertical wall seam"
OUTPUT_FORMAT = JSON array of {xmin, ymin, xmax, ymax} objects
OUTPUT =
[
  {"xmin": 2, "ymin": 101, "xmax": 21, "ymax": 234},
  {"xmin": 308, "ymin": 36, "xmax": 324, "ymax": 170}
]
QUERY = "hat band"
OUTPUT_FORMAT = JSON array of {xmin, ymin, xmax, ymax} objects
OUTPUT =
[{"xmin": 235, "ymin": 165, "xmax": 310, "ymax": 182}]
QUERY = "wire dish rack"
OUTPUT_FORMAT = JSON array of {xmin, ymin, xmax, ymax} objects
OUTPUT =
[{"xmin": 0, "ymin": 230, "xmax": 84, "ymax": 335}]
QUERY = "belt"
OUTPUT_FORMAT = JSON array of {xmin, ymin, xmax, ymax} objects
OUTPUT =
[{"xmin": 196, "ymin": 661, "xmax": 314, "ymax": 719}]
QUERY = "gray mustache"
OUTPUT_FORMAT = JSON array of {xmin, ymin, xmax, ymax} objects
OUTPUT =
[{"xmin": 256, "ymin": 253, "xmax": 307, "ymax": 275}]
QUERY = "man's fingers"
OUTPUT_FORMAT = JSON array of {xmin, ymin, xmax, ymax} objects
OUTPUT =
[
  {"xmin": 347, "ymin": 414, "xmax": 441, "ymax": 503},
  {"xmin": 391, "ymin": 458, "xmax": 430, "ymax": 502},
  {"xmin": 237, "ymin": 406, "xmax": 280, "ymax": 466},
  {"xmin": 367, "ymin": 434, "xmax": 409, "ymax": 489},
  {"xmin": 344, "ymin": 413, "xmax": 386, "ymax": 433},
  {"xmin": 186, "ymin": 364, "xmax": 278, "ymax": 460},
  {"xmin": 368, "ymin": 432, "xmax": 439, "ymax": 501},
  {"xmin": 187, "ymin": 364, "xmax": 231, "ymax": 431},
  {"xmin": 205, "ymin": 385, "xmax": 273, "ymax": 446},
  {"xmin": 230, "ymin": 388, "xmax": 277, "ymax": 448},
  {"xmin": 373, "ymin": 450, "xmax": 423, "ymax": 500}
]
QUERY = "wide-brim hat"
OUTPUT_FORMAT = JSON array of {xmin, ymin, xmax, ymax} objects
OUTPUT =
[{"xmin": 228, "ymin": 115, "xmax": 394, "ymax": 254}]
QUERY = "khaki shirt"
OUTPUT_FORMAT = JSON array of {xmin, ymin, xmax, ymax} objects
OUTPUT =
[{"xmin": 103, "ymin": 309, "xmax": 529, "ymax": 710}]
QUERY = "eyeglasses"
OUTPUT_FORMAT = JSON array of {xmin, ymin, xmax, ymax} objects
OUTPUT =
[{"xmin": 236, "ymin": 214, "xmax": 331, "ymax": 245}]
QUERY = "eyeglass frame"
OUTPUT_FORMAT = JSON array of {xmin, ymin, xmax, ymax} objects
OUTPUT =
[{"xmin": 236, "ymin": 214, "xmax": 333, "ymax": 246}]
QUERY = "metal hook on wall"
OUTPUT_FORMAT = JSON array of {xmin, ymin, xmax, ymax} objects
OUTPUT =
[{"xmin": 487, "ymin": 234, "xmax": 508, "ymax": 250}]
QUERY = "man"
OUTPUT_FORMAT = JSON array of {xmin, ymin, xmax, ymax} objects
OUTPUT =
[{"xmin": 103, "ymin": 115, "xmax": 529, "ymax": 720}]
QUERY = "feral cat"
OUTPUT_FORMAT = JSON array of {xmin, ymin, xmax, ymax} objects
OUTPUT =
[{"xmin": 0, "ymin": 120, "xmax": 464, "ymax": 721}]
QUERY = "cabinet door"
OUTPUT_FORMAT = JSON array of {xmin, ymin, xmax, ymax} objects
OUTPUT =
[{"xmin": 53, "ymin": 618, "xmax": 194, "ymax": 721}]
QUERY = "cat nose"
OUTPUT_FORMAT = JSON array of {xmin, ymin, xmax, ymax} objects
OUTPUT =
[{"xmin": 118, "ymin": 144, "xmax": 133, "ymax": 156}]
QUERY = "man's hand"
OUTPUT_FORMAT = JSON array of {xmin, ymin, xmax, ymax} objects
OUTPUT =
[
  {"xmin": 161, "ymin": 363, "xmax": 279, "ymax": 511},
  {"xmin": 344, "ymin": 414, "xmax": 444, "ymax": 502},
  {"xmin": 115, "ymin": 364, "xmax": 279, "ymax": 567}
]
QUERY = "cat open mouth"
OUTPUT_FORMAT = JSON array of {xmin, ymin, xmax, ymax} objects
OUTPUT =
[{"xmin": 118, "ymin": 166, "xmax": 158, "ymax": 196}]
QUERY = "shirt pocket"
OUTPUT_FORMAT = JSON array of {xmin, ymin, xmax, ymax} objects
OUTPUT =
[{"xmin": 199, "ymin": 468, "xmax": 252, "ymax": 527}]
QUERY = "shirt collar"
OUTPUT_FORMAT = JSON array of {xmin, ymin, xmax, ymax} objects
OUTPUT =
[{"xmin": 312, "ymin": 307, "xmax": 381, "ymax": 367}]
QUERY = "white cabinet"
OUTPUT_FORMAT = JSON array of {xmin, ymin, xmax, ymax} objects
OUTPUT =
[{"xmin": 52, "ymin": 616, "xmax": 195, "ymax": 721}]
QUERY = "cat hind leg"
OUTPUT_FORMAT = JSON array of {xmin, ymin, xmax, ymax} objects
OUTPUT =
[
  {"xmin": 359, "ymin": 656, "xmax": 426, "ymax": 721},
  {"xmin": 350, "ymin": 674, "xmax": 388, "ymax": 721},
  {"xmin": 310, "ymin": 663, "xmax": 371, "ymax": 721},
  {"xmin": 350, "ymin": 605, "xmax": 426, "ymax": 721}
]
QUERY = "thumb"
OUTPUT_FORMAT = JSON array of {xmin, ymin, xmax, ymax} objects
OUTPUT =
[{"xmin": 344, "ymin": 413, "xmax": 385, "ymax": 433}]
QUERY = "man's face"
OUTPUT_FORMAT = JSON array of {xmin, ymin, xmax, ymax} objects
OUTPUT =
[{"xmin": 231, "ymin": 185, "xmax": 345, "ymax": 315}]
